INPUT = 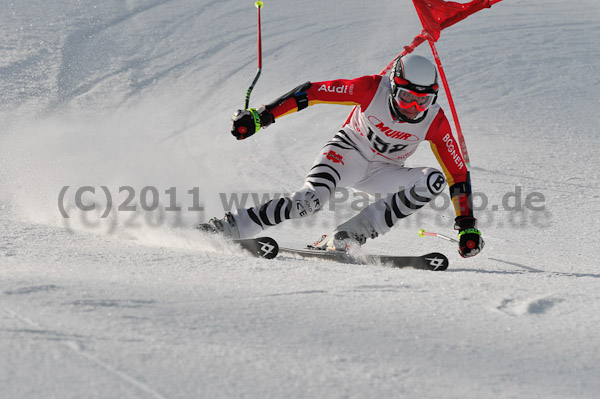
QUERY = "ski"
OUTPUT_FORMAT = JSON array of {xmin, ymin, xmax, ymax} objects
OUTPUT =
[
  {"xmin": 278, "ymin": 247, "xmax": 449, "ymax": 271},
  {"xmin": 369, "ymin": 252, "xmax": 449, "ymax": 271},
  {"xmin": 234, "ymin": 237, "xmax": 279, "ymax": 259}
]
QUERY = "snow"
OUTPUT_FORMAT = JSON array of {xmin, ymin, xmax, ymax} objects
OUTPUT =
[{"xmin": 1, "ymin": 0, "xmax": 599, "ymax": 397}]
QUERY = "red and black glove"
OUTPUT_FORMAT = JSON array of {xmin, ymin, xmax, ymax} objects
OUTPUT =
[
  {"xmin": 454, "ymin": 216, "xmax": 484, "ymax": 258},
  {"xmin": 230, "ymin": 106, "xmax": 274, "ymax": 140}
]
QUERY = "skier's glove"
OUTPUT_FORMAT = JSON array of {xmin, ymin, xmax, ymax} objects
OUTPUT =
[
  {"xmin": 230, "ymin": 106, "xmax": 274, "ymax": 140},
  {"xmin": 454, "ymin": 216, "xmax": 484, "ymax": 258}
]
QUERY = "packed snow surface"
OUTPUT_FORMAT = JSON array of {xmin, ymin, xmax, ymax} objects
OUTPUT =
[{"xmin": 1, "ymin": 0, "xmax": 599, "ymax": 398}]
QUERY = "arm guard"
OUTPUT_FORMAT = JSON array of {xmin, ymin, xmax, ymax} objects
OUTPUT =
[
  {"xmin": 265, "ymin": 81, "xmax": 312, "ymax": 113},
  {"xmin": 449, "ymin": 171, "xmax": 474, "ymax": 217}
]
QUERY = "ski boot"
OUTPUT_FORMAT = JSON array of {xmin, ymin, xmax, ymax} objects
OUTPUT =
[
  {"xmin": 310, "ymin": 213, "xmax": 379, "ymax": 252},
  {"xmin": 197, "ymin": 212, "xmax": 241, "ymax": 240},
  {"xmin": 310, "ymin": 231, "xmax": 363, "ymax": 252}
]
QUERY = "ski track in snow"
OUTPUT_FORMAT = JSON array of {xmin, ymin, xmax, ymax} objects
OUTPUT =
[
  {"xmin": 1, "ymin": 0, "xmax": 600, "ymax": 398},
  {"xmin": 1, "ymin": 305, "xmax": 168, "ymax": 399}
]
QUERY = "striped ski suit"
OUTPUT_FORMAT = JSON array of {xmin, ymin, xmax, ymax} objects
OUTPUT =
[{"xmin": 233, "ymin": 75, "xmax": 471, "ymax": 239}]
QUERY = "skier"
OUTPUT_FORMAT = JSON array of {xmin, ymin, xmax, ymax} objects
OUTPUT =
[{"xmin": 200, "ymin": 54, "xmax": 484, "ymax": 258}]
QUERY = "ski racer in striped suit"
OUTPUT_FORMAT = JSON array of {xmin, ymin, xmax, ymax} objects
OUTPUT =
[{"xmin": 201, "ymin": 54, "xmax": 484, "ymax": 258}]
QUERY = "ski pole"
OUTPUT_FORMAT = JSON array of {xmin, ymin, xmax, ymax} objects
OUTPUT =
[
  {"xmin": 244, "ymin": 1, "xmax": 264, "ymax": 110},
  {"xmin": 418, "ymin": 229, "xmax": 458, "ymax": 243}
]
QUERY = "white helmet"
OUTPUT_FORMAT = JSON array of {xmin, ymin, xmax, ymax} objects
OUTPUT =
[{"xmin": 389, "ymin": 54, "xmax": 439, "ymax": 123}]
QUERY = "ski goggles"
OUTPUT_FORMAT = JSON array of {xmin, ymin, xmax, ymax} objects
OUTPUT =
[{"xmin": 394, "ymin": 87, "xmax": 436, "ymax": 112}]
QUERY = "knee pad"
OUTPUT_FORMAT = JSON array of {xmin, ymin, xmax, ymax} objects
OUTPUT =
[{"xmin": 414, "ymin": 168, "xmax": 446, "ymax": 199}]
